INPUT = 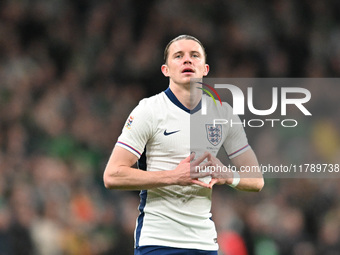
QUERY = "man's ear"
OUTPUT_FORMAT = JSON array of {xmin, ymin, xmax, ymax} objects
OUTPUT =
[
  {"xmin": 203, "ymin": 64, "xmax": 210, "ymax": 76},
  {"xmin": 161, "ymin": 64, "xmax": 169, "ymax": 77}
]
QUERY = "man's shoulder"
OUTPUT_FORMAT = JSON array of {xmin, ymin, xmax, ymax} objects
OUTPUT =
[
  {"xmin": 138, "ymin": 91, "xmax": 166, "ymax": 107},
  {"xmin": 203, "ymin": 95, "xmax": 233, "ymax": 115}
]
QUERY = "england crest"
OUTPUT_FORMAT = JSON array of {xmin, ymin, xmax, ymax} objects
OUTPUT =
[{"xmin": 206, "ymin": 124, "xmax": 222, "ymax": 146}]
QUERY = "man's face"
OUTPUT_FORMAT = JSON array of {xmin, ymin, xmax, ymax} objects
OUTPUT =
[{"xmin": 161, "ymin": 39, "xmax": 209, "ymax": 86}]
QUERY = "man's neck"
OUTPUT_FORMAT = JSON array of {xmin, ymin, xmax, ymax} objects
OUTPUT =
[{"xmin": 169, "ymin": 82, "xmax": 201, "ymax": 110}]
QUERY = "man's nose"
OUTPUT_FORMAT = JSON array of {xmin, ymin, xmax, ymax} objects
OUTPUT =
[{"xmin": 183, "ymin": 54, "xmax": 192, "ymax": 64}]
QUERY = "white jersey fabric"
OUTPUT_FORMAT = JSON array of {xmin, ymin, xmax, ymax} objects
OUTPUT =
[{"xmin": 116, "ymin": 87, "xmax": 249, "ymax": 250}]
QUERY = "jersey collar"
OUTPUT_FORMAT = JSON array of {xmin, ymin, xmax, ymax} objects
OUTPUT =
[{"xmin": 164, "ymin": 87, "xmax": 201, "ymax": 114}]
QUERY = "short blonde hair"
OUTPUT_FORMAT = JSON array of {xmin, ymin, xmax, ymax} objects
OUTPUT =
[{"xmin": 163, "ymin": 35, "xmax": 207, "ymax": 63}]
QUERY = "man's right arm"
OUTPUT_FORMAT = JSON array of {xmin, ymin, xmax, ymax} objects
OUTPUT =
[{"xmin": 103, "ymin": 146, "xmax": 212, "ymax": 190}]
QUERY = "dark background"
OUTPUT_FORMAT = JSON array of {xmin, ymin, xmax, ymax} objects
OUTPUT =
[{"xmin": 0, "ymin": 0, "xmax": 340, "ymax": 254}]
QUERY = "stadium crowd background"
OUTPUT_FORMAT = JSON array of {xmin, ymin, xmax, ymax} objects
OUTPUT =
[{"xmin": 0, "ymin": 0, "xmax": 340, "ymax": 254}]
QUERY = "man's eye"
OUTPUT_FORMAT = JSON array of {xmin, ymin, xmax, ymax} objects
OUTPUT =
[
  {"xmin": 175, "ymin": 55, "xmax": 181, "ymax": 58},
  {"xmin": 193, "ymin": 54, "xmax": 199, "ymax": 58}
]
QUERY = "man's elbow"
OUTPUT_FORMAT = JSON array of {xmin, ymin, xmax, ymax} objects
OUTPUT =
[
  {"xmin": 103, "ymin": 172, "xmax": 113, "ymax": 189},
  {"xmin": 255, "ymin": 177, "xmax": 265, "ymax": 192},
  {"xmin": 103, "ymin": 169, "xmax": 120, "ymax": 189}
]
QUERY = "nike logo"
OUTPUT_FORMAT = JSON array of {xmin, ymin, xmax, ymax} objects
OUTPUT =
[{"xmin": 164, "ymin": 129, "xmax": 180, "ymax": 136}]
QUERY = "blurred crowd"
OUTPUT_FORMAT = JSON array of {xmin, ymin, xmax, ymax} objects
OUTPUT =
[{"xmin": 0, "ymin": 0, "xmax": 340, "ymax": 254}]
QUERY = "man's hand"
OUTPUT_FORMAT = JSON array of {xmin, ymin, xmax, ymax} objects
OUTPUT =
[
  {"xmin": 206, "ymin": 149, "xmax": 264, "ymax": 191},
  {"xmin": 173, "ymin": 152, "xmax": 212, "ymax": 188},
  {"xmin": 205, "ymin": 153, "xmax": 234, "ymax": 189}
]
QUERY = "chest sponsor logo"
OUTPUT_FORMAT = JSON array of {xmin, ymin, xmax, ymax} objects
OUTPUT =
[
  {"xmin": 164, "ymin": 129, "xmax": 180, "ymax": 136},
  {"xmin": 206, "ymin": 124, "xmax": 222, "ymax": 146}
]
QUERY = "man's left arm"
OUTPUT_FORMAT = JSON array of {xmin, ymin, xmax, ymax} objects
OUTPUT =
[{"xmin": 207, "ymin": 149, "xmax": 264, "ymax": 192}]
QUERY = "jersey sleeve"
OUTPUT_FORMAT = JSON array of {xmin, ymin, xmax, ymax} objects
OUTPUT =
[
  {"xmin": 223, "ymin": 105, "xmax": 250, "ymax": 159},
  {"xmin": 116, "ymin": 99, "xmax": 154, "ymax": 158}
]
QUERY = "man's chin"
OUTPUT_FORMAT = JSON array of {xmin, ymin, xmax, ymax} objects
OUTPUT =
[{"xmin": 182, "ymin": 76, "xmax": 200, "ymax": 84}]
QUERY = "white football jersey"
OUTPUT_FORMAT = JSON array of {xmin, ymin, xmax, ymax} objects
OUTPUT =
[{"xmin": 116, "ymin": 88, "xmax": 249, "ymax": 250}]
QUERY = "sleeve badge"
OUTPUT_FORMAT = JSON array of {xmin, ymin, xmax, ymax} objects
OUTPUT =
[{"xmin": 125, "ymin": 116, "xmax": 134, "ymax": 130}]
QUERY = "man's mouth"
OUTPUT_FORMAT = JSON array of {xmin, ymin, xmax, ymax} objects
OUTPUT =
[{"xmin": 182, "ymin": 68, "xmax": 195, "ymax": 74}]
